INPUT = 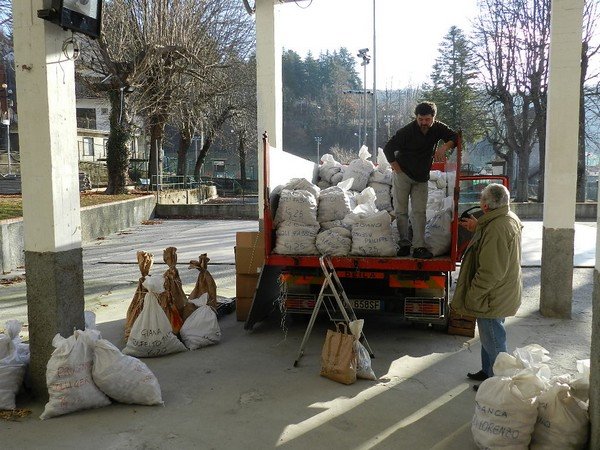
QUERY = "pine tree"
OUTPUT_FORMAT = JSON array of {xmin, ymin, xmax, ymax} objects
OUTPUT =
[{"xmin": 423, "ymin": 26, "xmax": 484, "ymax": 146}]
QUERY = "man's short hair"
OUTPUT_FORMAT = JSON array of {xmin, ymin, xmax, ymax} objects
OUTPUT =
[
  {"xmin": 481, "ymin": 183, "xmax": 510, "ymax": 210},
  {"xmin": 414, "ymin": 102, "xmax": 437, "ymax": 117}
]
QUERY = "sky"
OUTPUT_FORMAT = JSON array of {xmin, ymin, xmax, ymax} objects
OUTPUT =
[{"xmin": 277, "ymin": 0, "xmax": 479, "ymax": 90}]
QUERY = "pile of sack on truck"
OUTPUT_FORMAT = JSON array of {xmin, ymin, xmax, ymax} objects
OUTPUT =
[
  {"xmin": 272, "ymin": 146, "xmax": 453, "ymax": 257},
  {"xmin": 0, "ymin": 247, "xmax": 229, "ymax": 419}
]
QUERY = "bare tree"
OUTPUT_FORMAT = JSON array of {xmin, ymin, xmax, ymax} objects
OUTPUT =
[
  {"xmin": 80, "ymin": 0, "xmax": 253, "ymax": 193},
  {"xmin": 473, "ymin": 0, "xmax": 550, "ymax": 202},
  {"xmin": 578, "ymin": 0, "xmax": 600, "ymax": 201}
]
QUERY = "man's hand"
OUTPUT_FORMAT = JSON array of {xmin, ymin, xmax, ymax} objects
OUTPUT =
[
  {"xmin": 459, "ymin": 215, "xmax": 478, "ymax": 233},
  {"xmin": 390, "ymin": 161, "xmax": 402, "ymax": 173},
  {"xmin": 434, "ymin": 147, "xmax": 447, "ymax": 163}
]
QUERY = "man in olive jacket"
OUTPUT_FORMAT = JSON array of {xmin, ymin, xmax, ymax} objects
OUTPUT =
[{"xmin": 451, "ymin": 183, "xmax": 522, "ymax": 390}]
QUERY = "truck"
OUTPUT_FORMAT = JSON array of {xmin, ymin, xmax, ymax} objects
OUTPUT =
[{"xmin": 244, "ymin": 133, "xmax": 508, "ymax": 335}]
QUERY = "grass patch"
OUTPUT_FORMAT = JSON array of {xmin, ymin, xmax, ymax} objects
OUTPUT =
[{"xmin": 0, "ymin": 193, "xmax": 150, "ymax": 220}]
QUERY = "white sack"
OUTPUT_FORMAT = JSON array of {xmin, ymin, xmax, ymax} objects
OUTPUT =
[
  {"xmin": 351, "ymin": 211, "xmax": 396, "ymax": 257},
  {"xmin": 0, "ymin": 320, "xmax": 29, "ymax": 410},
  {"xmin": 316, "ymin": 227, "xmax": 352, "ymax": 256},
  {"xmin": 40, "ymin": 330, "xmax": 111, "ymax": 419},
  {"xmin": 273, "ymin": 221, "xmax": 319, "ymax": 255},
  {"xmin": 425, "ymin": 209, "xmax": 452, "ymax": 256},
  {"xmin": 180, "ymin": 294, "xmax": 221, "ymax": 350},
  {"xmin": 472, "ymin": 372, "xmax": 546, "ymax": 449},
  {"xmin": 530, "ymin": 381, "xmax": 589, "ymax": 450},
  {"xmin": 93, "ymin": 339, "xmax": 163, "ymax": 406},
  {"xmin": 122, "ymin": 279, "xmax": 187, "ymax": 358},
  {"xmin": 330, "ymin": 171, "xmax": 344, "ymax": 185},
  {"xmin": 319, "ymin": 154, "xmax": 343, "ymax": 183},
  {"xmin": 342, "ymin": 146, "xmax": 375, "ymax": 191},
  {"xmin": 283, "ymin": 178, "xmax": 321, "ymax": 200},
  {"xmin": 274, "ymin": 189, "xmax": 319, "ymax": 226},
  {"xmin": 369, "ymin": 181, "xmax": 393, "ymax": 212},
  {"xmin": 317, "ymin": 186, "xmax": 353, "ymax": 223}
]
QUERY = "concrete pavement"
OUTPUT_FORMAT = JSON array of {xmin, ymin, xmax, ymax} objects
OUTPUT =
[{"xmin": 0, "ymin": 219, "xmax": 594, "ymax": 449}]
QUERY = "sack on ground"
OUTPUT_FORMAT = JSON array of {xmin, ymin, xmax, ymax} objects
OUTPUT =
[
  {"xmin": 472, "ymin": 371, "xmax": 546, "ymax": 449},
  {"xmin": 125, "ymin": 251, "xmax": 154, "ymax": 339},
  {"xmin": 40, "ymin": 329, "xmax": 111, "ymax": 419},
  {"xmin": 320, "ymin": 323, "xmax": 357, "ymax": 385},
  {"xmin": 0, "ymin": 320, "xmax": 30, "ymax": 410},
  {"xmin": 530, "ymin": 380, "xmax": 589, "ymax": 450},
  {"xmin": 122, "ymin": 276, "xmax": 187, "ymax": 358},
  {"xmin": 180, "ymin": 294, "xmax": 221, "ymax": 350},
  {"xmin": 92, "ymin": 338, "xmax": 163, "ymax": 406}
]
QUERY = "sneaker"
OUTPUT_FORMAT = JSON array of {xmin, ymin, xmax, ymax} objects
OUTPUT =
[
  {"xmin": 397, "ymin": 245, "xmax": 411, "ymax": 257},
  {"xmin": 467, "ymin": 370, "xmax": 489, "ymax": 381},
  {"xmin": 412, "ymin": 247, "xmax": 433, "ymax": 259}
]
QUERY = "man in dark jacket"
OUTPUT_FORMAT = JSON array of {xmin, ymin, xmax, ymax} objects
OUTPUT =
[
  {"xmin": 451, "ymin": 183, "xmax": 523, "ymax": 390},
  {"xmin": 383, "ymin": 102, "xmax": 457, "ymax": 259}
]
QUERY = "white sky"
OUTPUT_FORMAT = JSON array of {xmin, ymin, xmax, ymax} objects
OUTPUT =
[{"xmin": 278, "ymin": 0, "xmax": 479, "ymax": 89}]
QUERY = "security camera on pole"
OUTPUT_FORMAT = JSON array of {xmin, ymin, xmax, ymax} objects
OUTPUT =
[{"xmin": 357, "ymin": 48, "xmax": 370, "ymax": 148}]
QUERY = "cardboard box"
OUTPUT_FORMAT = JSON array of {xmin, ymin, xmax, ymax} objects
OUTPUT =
[
  {"xmin": 236, "ymin": 274, "xmax": 259, "ymax": 298},
  {"xmin": 448, "ymin": 315, "xmax": 476, "ymax": 338},
  {"xmin": 235, "ymin": 232, "xmax": 264, "ymax": 275},
  {"xmin": 236, "ymin": 296, "xmax": 254, "ymax": 321}
]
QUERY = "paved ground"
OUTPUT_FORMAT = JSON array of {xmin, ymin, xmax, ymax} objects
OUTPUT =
[{"xmin": 0, "ymin": 219, "xmax": 594, "ymax": 449}]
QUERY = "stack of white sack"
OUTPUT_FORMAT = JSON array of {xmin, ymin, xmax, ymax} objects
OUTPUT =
[
  {"xmin": 344, "ymin": 188, "xmax": 396, "ymax": 257},
  {"xmin": 273, "ymin": 178, "xmax": 321, "ymax": 255},
  {"xmin": 41, "ymin": 324, "xmax": 163, "ymax": 420},
  {"xmin": 316, "ymin": 227, "xmax": 352, "ymax": 256},
  {"xmin": 0, "ymin": 320, "xmax": 30, "ymax": 410},
  {"xmin": 424, "ymin": 170, "xmax": 453, "ymax": 256},
  {"xmin": 318, "ymin": 154, "xmax": 344, "ymax": 189},
  {"xmin": 530, "ymin": 359, "xmax": 590, "ymax": 449},
  {"xmin": 367, "ymin": 148, "xmax": 393, "ymax": 213},
  {"xmin": 342, "ymin": 146, "xmax": 375, "ymax": 192},
  {"xmin": 472, "ymin": 344, "xmax": 590, "ymax": 449}
]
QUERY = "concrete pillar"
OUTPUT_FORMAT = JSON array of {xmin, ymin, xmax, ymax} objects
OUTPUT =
[
  {"xmin": 13, "ymin": 1, "xmax": 85, "ymax": 398},
  {"xmin": 255, "ymin": 0, "xmax": 283, "ymax": 223},
  {"xmin": 540, "ymin": 0, "xmax": 584, "ymax": 319}
]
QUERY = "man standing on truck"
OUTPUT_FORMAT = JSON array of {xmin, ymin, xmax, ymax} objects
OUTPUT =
[
  {"xmin": 383, "ymin": 101, "xmax": 457, "ymax": 259},
  {"xmin": 450, "ymin": 183, "xmax": 523, "ymax": 391}
]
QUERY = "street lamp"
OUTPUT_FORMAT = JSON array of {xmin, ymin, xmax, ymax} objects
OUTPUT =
[
  {"xmin": 314, "ymin": 136, "xmax": 322, "ymax": 163},
  {"xmin": 357, "ymin": 48, "xmax": 371, "ymax": 148}
]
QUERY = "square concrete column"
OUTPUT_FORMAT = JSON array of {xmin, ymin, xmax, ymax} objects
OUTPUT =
[
  {"xmin": 256, "ymin": 0, "xmax": 283, "ymax": 224},
  {"xmin": 13, "ymin": 1, "xmax": 85, "ymax": 398},
  {"xmin": 540, "ymin": 0, "xmax": 584, "ymax": 319}
]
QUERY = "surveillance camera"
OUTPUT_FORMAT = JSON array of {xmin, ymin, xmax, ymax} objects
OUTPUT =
[{"xmin": 358, "ymin": 48, "xmax": 369, "ymax": 54}]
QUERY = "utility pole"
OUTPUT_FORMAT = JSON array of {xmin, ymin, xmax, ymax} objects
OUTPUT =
[
  {"xmin": 372, "ymin": 0, "xmax": 377, "ymax": 161},
  {"xmin": 357, "ymin": 48, "xmax": 370, "ymax": 148},
  {"xmin": 314, "ymin": 136, "xmax": 322, "ymax": 163}
]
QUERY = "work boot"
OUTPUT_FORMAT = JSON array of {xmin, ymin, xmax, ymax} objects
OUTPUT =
[
  {"xmin": 412, "ymin": 247, "xmax": 433, "ymax": 259},
  {"xmin": 397, "ymin": 245, "xmax": 411, "ymax": 257},
  {"xmin": 467, "ymin": 370, "xmax": 489, "ymax": 381}
]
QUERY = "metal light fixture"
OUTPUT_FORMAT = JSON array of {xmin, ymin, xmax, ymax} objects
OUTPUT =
[{"xmin": 38, "ymin": 0, "xmax": 103, "ymax": 39}]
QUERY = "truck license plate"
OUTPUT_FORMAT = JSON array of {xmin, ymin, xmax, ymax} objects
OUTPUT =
[{"xmin": 351, "ymin": 299, "xmax": 381, "ymax": 310}]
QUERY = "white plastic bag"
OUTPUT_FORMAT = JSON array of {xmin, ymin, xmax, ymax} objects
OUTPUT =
[
  {"xmin": 348, "ymin": 320, "xmax": 376, "ymax": 381},
  {"xmin": 122, "ymin": 277, "xmax": 187, "ymax": 358},
  {"xmin": 180, "ymin": 294, "xmax": 221, "ymax": 350},
  {"xmin": 0, "ymin": 320, "xmax": 29, "ymax": 410},
  {"xmin": 40, "ymin": 330, "xmax": 111, "ymax": 419},
  {"xmin": 92, "ymin": 339, "xmax": 163, "ymax": 405},
  {"xmin": 425, "ymin": 209, "xmax": 452, "ymax": 256}
]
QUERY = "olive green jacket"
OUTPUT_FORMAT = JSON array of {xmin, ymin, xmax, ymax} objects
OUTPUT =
[{"xmin": 450, "ymin": 205, "xmax": 523, "ymax": 319}]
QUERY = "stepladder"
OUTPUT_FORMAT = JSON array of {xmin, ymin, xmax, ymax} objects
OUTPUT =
[{"xmin": 293, "ymin": 255, "xmax": 374, "ymax": 366}]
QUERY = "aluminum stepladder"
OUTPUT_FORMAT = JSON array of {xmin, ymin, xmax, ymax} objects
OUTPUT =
[{"xmin": 293, "ymin": 255, "xmax": 374, "ymax": 367}]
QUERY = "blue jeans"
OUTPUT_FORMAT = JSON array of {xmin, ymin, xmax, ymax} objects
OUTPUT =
[{"xmin": 476, "ymin": 318, "xmax": 507, "ymax": 377}]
